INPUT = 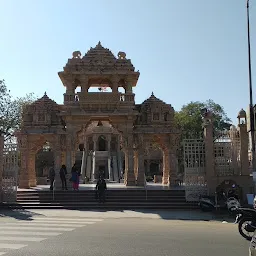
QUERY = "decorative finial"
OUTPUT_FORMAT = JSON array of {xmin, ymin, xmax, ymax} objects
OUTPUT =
[
  {"xmin": 44, "ymin": 91, "xmax": 47, "ymax": 96},
  {"xmin": 96, "ymin": 41, "xmax": 102, "ymax": 47},
  {"xmin": 151, "ymin": 92, "xmax": 154, "ymax": 96}
]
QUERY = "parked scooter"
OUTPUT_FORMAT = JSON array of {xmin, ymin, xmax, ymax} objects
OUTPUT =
[
  {"xmin": 235, "ymin": 207, "xmax": 256, "ymax": 241},
  {"xmin": 199, "ymin": 190, "xmax": 240, "ymax": 213}
]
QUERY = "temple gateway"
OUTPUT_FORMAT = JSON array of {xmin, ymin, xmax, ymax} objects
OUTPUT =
[
  {"xmin": 16, "ymin": 42, "xmax": 180, "ymax": 189},
  {"xmin": 14, "ymin": 42, "xmax": 253, "ymax": 202}
]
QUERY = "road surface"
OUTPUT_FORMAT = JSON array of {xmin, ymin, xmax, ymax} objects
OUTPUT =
[{"xmin": 0, "ymin": 209, "xmax": 249, "ymax": 256}]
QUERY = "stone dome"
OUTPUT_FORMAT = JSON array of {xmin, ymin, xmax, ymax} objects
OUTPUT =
[
  {"xmin": 237, "ymin": 108, "xmax": 246, "ymax": 119},
  {"xmin": 142, "ymin": 92, "xmax": 167, "ymax": 105},
  {"xmin": 141, "ymin": 92, "xmax": 173, "ymax": 110},
  {"xmin": 29, "ymin": 92, "xmax": 58, "ymax": 112},
  {"xmin": 32, "ymin": 92, "xmax": 57, "ymax": 106},
  {"xmin": 82, "ymin": 41, "xmax": 116, "ymax": 61}
]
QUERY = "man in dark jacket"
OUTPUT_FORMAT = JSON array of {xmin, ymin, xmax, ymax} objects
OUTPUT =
[
  {"xmin": 49, "ymin": 166, "xmax": 55, "ymax": 191},
  {"xmin": 59, "ymin": 165, "xmax": 68, "ymax": 190},
  {"xmin": 96, "ymin": 176, "xmax": 107, "ymax": 203}
]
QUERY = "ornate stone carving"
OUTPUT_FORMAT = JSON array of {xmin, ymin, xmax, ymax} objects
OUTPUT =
[
  {"xmin": 118, "ymin": 51, "xmax": 126, "ymax": 59},
  {"xmin": 16, "ymin": 43, "xmax": 184, "ymax": 189},
  {"xmin": 72, "ymin": 51, "xmax": 82, "ymax": 59},
  {"xmin": 18, "ymin": 135, "xmax": 28, "ymax": 149}
]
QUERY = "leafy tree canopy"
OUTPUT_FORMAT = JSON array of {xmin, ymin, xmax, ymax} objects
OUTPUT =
[
  {"xmin": 0, "ymin": 79, "xmax": 36, "ymax": 140},
  {"xmin": 175, "ymin": 99, "xmax": 232, "ymax": 139}
]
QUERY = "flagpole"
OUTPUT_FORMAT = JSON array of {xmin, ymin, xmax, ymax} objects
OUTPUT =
[{"xmin": 247, "ymin": 0, "xmax": 256, "ymax": 174}]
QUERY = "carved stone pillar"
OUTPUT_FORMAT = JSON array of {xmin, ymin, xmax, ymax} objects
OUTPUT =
[
  {"xmin": 124, "ymin": 136, "xmax": 135, "ymax": 186},
  {"xmin": 0, "ymin": 135, "xmax": 4, "ymax": 201},
  {"xmin": 19, "ymin": 150, "xmax": 29, "ymax": 188},
  {"xmin": 111, "ymin": 76, "xmax": 119, "ymax": 93},
  {"xmin": 162, "ymin": 150, "xmax": 177, "ymax": 186},
  {"xmin": 81, "ymin": 77, "xmax": 89, "ymax": 92},
  {"xmin": 162, "ymin": 150, "xmax": 169, "ymax": 185},
  {"xmin": 81, "ymin": 137, "xmax": 87, "ymax": 181},
  {"xmin": 146, "ymin": 159, "xmax": 150, "ymax": 175},
  {"xmin": 136, "ymin": 148, "xmax": 145, "ymax": 186},
  {"xmin": 28, "ymin": 152, "xmax": 37, "ymax": 187},
  {"xmin": 107, "ymin": 135, "xmax": 112, "ymax": 180},
  {"xmin": 92, "ymin": 135, "xmax": 97, "ymax": 180},
  {"xmin": 239, "ymin": 123, "xmax": 250, "ymax": 175},
  {"xmin": 134, "ymin": 150, "xmax": 138, "ymax": 180},
  {"xmin": 65, "ymin": 135, "xmax": 73, "ymax": 189},
  {"xmin": 93, "ymin": 135, "xmax": 97, "ymax": 151},
  {"xmin": 64, "ymin": 83, "xmax": 75, "ymax": 104},
  {"xmin": 92, "ymin": 152, "xmax": 96, "ymax": 180},
  {"xmin": 17, "ymin": 135, "xmax": 29, "ymax": 188},
  {"xmin": 107, "ymin": 135, "xmax": 111, "ymax": 152},
  {"xmin": 54, "ymin": 151, "xmax": 61, "ymax": 190},
  {"xmin": 125, "ymin": 78, "xmax": 133, "ymax": 93},
  {"xmin": 117, "ymin": 136, "xmax": 122, "ymax": 178}
]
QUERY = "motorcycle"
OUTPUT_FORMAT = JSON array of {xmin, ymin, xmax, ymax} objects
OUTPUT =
[
  {"xmin": 199, "ymin": 191, "xmax": 240, "ymax": 213},
  {"xmin": 235, "ymin": 207, "xmax": 256, "ymax": 241}
]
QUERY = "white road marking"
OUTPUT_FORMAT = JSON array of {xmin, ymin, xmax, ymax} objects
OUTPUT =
[
  {"xmin": 0, "ymin": 231, "xmax": 61, "ymax": 236},
  {"xmin": 0, "ymin": 217, "xmax": 104, "ymax": 254},
  {"xmin": 0, "ymin": 236, "xmax": 46, "ymax": 242},
  {"xmin": 0, "ymin": 243, "xmax": 27, "ymax": 249},
  {"xmin": 0, "ymin": 226, "xmax": 74, "ymax": 231},
  {"xmin": 4, "ymin": 223, "xmax": 83, "ymax": 228},
  {"xmin": 28, "ymin": 220, "xmax": 96, "ymax": 225},
  {"xmin": 32, "ymin": 217, "xmax": 103, "ymax": 222}
]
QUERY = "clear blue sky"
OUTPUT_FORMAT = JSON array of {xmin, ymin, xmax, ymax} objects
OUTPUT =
[{"xmin": 0, "ymin": 0, "xmax": 255, "ymax": 123}]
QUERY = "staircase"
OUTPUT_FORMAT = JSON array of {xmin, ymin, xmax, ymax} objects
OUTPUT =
[{"xmin": 3, "ymin": 190, "xmax": 199, "ymax": 210}]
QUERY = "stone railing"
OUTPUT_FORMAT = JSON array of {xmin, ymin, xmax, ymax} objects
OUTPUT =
[{"xmin": 64, "ymin": 92, "xmax": 135, "ymax": 104}]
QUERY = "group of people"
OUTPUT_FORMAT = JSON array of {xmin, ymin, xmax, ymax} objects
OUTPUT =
[
  {"xmin": 48, "ymin": 164, "xmax": 107, "ymax": 203},
  {"xmin": 48, "ymin": 163, "xmax": 81, "ymax": 191}
]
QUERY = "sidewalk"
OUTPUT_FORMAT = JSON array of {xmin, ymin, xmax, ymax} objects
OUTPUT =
[{"xmin": 0, "ymin": 208, "xmax": 235, "ymax": 222}]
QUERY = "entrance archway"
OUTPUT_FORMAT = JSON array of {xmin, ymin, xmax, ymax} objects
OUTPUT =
[
  {"xmin": 35, "ymin": 141, "xmax": 54, "ymax": 185},
  {"xmin": 144, "ymin": 144, "xmax": 163, "ymax": 183},
  {"xmin": 134, "ymin": 134, "xmax": 178, "ymax": 186},
  {"xmin": 98, "ymin": 135, "xmax": 107, "ymax": 151},
  {"xmin": 79, "ymin": 119, "xmax": 127, "ymax": 183}
]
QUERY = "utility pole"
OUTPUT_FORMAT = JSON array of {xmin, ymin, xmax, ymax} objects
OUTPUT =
[{"xmin": 247, "ymin": 0, "xmax": 256, "ymax": 174}]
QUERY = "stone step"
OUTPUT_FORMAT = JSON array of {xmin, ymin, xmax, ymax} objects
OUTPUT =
[
  {"xmin": 17, "ymin": 191, "xmax": 186, "ymax": 195},
  {"xmin": 12, "ymin": 189, "xmax": 195, "ymax": 210},
  {"xmin": 16, "ymin": 199, "xmax": 187, "ymax": 203},
  {"xmin": 17, "ymin": 196, "xmax": 186, "ymax": 200}
]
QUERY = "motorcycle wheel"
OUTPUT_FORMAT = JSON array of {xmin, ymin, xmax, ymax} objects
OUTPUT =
[{"xmin": 238, "ymin": 217, "xmax": 255, "ymax": 241}]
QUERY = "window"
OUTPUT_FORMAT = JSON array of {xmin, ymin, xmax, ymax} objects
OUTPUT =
[
  {"xmin": 38, "ymin": 113, "xmax": 45, "ymax": 122},
  {"xmin": 153, "ymin": 113, "xmax": 159, "ymax": 120},
  {"xmin": 164, "ymin": 112, "xmax": 168, "ymax": 121}
]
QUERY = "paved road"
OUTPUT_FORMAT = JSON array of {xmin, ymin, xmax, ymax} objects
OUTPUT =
[{"xmin": 0, "ymin": 209, "xmax": 249, "ymax": 256}]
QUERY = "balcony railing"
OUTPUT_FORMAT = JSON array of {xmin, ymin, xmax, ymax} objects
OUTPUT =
[{"xmin": 64, "ymin": 92, "xmax": 134, "ymax": 104}]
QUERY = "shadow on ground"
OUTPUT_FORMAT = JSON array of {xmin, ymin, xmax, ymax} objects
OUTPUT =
[
  {"xmin": 0, "ymin": 207, "xmax": 44, "ymax": 221},
  {"xmin": 62, "ymin": 208, "xmax": 236, "ymax": 223}
]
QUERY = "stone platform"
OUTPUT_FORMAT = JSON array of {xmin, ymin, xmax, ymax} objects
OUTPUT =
[{"xmin": 18, "ymin": 182, "xmax": 185, "ymax": 192}]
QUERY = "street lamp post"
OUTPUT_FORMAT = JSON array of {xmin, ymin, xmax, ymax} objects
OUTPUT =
[{"xmin": 247, "ymin": 0, "xmax": 256, "ymax": 174}]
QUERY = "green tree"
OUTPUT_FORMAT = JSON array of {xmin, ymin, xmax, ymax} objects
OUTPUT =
[
  {"xmin": 175, "ymin": 99, "xmax": 232, "ymax": 140},
  {"xmin": 174, "ymin": 99, "xmax": 232, "ymax": 176},
  {"xmin": 0, "ymin": 79, "xmax": 36, "ymax": 140},
  {"xmin": 12, "ymin": 92, "xmax": 37, "ymax": 130}
]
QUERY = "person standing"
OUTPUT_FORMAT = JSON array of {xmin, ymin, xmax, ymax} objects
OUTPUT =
[
  {"xmin": 48, "ymin": 166, "xmax": 55, "ymax": 191},
  {"xmin": 71, "ymin": 163, "xmax": 79, "ymax": 191},
  {"xmin": 59, "ymin": 164, "xmax": 68, "ymax": 190},
  {"xmin": 96, "ymin": 176, "xmax": 107, "ymax": 203}
]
